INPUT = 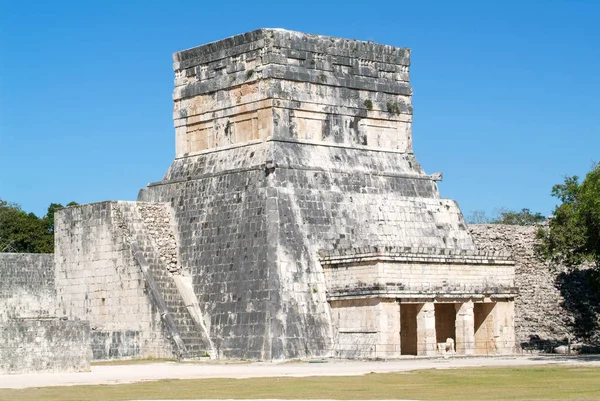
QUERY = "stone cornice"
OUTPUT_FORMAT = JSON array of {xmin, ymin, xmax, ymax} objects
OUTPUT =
[{"xmin": 319, "ymin": 246, "xmax": 514, "ymax": 266}]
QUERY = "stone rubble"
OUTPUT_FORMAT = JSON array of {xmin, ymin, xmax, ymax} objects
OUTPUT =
[
  {"xmin": 470, "ymin": 224, "xmax": 599, "ymax": 349},
  {"xmin": 137, "ymin": 203, "xmax": 180, "ymax": 273}
]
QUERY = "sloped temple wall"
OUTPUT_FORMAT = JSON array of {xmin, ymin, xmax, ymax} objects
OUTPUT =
[{"xmin": 138, "ymin": 144, "xmax": 287, "ymax": 359}]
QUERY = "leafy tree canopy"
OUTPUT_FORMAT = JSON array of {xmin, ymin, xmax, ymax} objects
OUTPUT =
[
  {"xmin": 466, "ymin": 208, "xmax": 545, "ymax": 226},
  {"xmin": 537, "ymin": 162, "xmax": 600, "ymax": 268},
  {"xmin": 0, "ymin": 199, "xmax": 78, "ymax": 253}
]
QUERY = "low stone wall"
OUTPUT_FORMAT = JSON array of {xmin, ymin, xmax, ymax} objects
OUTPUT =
[
  {"xmin": 470, "ymin": 224, "xmax": 600, "ymax": 349},
  {"xmin": 0, "ymin": 253, "xmax": 55, "ymax": 319},
  {"xmin": 0, "ymin": 318, "xmax": 90, "ymax": 374}
]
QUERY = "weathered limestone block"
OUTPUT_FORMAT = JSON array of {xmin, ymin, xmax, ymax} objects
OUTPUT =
[
  {"xmin": 329, "ymin": 298, "xmax": 400, "ymax": 358},
  {"xmin": 0, "ymin": 254, "xmax": 91, "ymax": 373},
  {"xmin": 329, "ymin": 298, "xmax": 381, "ymax": 358},
  {"xmin": 492, "ymin": 301, "xmax": 517, "ymax": 354},
  {"xmin": 172, "ymin": 29, "xmax": 414, "ymax": 157},
  {"xmin": 320, "ymin": 247, "xmax": 516, "ymax": 300},
  {"xmin": 377, "ymin": 300, "xmax": 401, "ymax": 358}
]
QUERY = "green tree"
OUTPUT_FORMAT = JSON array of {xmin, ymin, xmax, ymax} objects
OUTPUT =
[
  {"xmin": 0, "ymin": 199, "xmax": 78, "ymax": 253},
  {"xmin": 492, "ymin": 208, "xmax": 545, "ymax": 226},
  {"xmin": 466, "ymin": 208, "xmax": 545, "ymax": 225},
  {"xmin": 537, "ymin": 162, "xmax": 600, "ymax": 268}
]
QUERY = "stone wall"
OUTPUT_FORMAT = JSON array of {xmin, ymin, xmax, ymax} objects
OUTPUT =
[
  {"xmin": 0, "ymin": 318, "xmax": 90, "ymax": 374},
  {"xmin": 0, "ymin": 253, "xmax": 55, "ymax": 320},
  {"xmin": 0, "ymin": 253, "xmax": 91, "ymax": 373},
  {"xmin": 55, "ymin": 202, "xmax": 175, "ymax": 360},
  {"xmin": 470, "ymin": 224, "xmax": 600, "ymax": 348}
]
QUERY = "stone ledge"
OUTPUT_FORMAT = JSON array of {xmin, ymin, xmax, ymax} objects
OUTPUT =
[
  {"xmin": 327, "ymin": 286, "xmax": 519, "ymax": 301},
  {"xmin": 319, "ymin": 246, "xmax": 514, "ymax": 265},
  {"xmin": 174, "ymin": 28, "xmax": 410, "ymax": 70}
]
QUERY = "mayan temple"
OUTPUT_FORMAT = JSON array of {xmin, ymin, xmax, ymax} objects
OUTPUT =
[{"xmin": 49, "ymin": 29, "xmax": 517, "ymax": 361}]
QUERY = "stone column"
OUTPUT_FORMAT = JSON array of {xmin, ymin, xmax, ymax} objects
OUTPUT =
[
  {"xmin": 492, "ymin": 301, "xmax": 516, "ymax": 354},
  {"xmin": 376, "ymin": 299, "xmax": 401, "ymax": 358},
  {"xmin": 416, "ymin": 302, "xmax": 437, "ymax": 356},
  {"xmin": 455, "ymin": 301, "xmax": 475, "ymax": 355}
]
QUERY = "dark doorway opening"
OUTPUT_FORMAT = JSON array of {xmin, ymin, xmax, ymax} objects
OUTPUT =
[
  {"xmin": 400, "ymin": 303, "xmax": 419, "ymax": 355},
  {"xmin": 434, "ymin": 303, "xmax": 456, "ymax": 346}
]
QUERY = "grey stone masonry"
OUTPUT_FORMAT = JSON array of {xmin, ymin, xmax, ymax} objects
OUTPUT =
[
  {"xmin": 47, "ymin": 30, "xmax": 518, "ymax": 361},
  {"xmin": 116, "ymin": 202, "xmax": 212, "ymax": 358},
  {"xmin": 0, "ymin": 253, "xmax": 55, "ymax": 320},
  {"xmin": 137, "ymin": 203, "xmax": 180, "ymax": 273},
  {"xmin": 0, "ymin": 253, "xmax": 91, "ymax": 373},
  {"xmin": 0, "ymin": 318, "xmax": 90, "ymax": 374},
  {"xmin": 319, "ymin": 246, "xmax": 516, "ymax": 301},
  {"xmin": 4, "ymin": 30, "xmax": 524, "ymax": 364},
  {"xmin": 470, "ymin": 224, "xmax": 600, "ymax": 349}
]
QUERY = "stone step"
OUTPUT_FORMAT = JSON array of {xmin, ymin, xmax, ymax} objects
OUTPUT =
[{"xmin": 132, "ymin": 203, "xmax": 212, "ymax": 357}]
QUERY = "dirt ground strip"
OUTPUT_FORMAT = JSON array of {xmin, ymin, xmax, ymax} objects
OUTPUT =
[{"xmin": 1, "ymin": 355, "xmax": 599, "ymax": 390}]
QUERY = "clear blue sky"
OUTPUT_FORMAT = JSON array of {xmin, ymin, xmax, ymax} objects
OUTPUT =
[{"xmin": 1, "ymin": 1, "xmax": 598, "ymax": 219}]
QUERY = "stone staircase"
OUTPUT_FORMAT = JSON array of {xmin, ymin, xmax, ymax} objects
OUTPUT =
[{"xmin": 116, "ymin": 202, "xmax": 213, "ymax": 359}]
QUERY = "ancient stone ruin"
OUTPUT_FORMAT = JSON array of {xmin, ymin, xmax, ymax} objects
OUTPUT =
[
  {"xmin": 2, "ymin": 29, "xmax": 531, "ymax": 367},
  {"xmin": 52, "ymin": 29, "xmax": 519, "ymax": 360}
]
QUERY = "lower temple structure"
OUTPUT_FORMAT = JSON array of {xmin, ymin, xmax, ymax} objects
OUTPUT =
[
  {"xmin": 321, "ymin": 247, "xmax": 516, "ymax": 357},
  {"xmin": 6, "ymin": 29, "xmax": 520, "ymax": 364}
]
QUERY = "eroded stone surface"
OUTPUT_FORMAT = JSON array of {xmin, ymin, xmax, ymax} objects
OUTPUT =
[{"xmin": 470, "ymin": 224, "xmax": 600, "ymax": 349}]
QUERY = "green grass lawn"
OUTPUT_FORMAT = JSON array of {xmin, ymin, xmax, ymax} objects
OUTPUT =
[{"xmin": 1, "ymin": 366, "xmax": 599, "ymax": 401}]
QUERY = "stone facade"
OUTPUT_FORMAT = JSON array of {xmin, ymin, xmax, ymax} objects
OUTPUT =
[
  {"xmin": 13, "ymin": 29, "xmax": 600, "ymax": 367},
  {"xmin": 54, "ymin": 201, "xmax": 209, "ymax": 360},
  {"xmin": 320, "ymin": 247, "xmax": 516, "ymax": 357}
]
